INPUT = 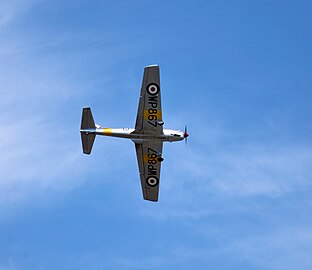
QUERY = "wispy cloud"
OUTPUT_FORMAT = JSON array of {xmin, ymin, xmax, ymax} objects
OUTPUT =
[
  {"xmin": 0, "ymin": 103, "xmax": 84, "ymax": 210},
  {"xmin": 51, "ymin": 224, "xmax": 312, "ymax": 270},
  {"xmin": 0, "ymin": 2, "xmax": 113, "ymax": 216},
  {"xmin": 221, "ymin": 226, "xmax": 312, "ymax": 270},
  {"xmin": 183, "ymin": 143, "xmax": 312, "ymax": 197},
  {"xmin": 0, "ymin": 16, "xmax": 146, "ymax": 220},
  {"xmin": 137, "ymin": 136, "xmax": 312, "ymax": 220},
  {"xmin": 134, "ymin": 130, "xmax": 312, "ymax": 269},
  {"xmin": 0, "ymin": 0, "xmax": 40, "ymax": 27}
]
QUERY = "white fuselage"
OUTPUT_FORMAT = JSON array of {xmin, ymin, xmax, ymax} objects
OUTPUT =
[{"xmin": 80, "ymin": 127, "xmax": 185, "ymax": 143}]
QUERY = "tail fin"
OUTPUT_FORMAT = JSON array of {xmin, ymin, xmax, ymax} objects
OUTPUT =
[{"xmin": 80, "ymin": 107, "xmax": 96, "ymax": 155}]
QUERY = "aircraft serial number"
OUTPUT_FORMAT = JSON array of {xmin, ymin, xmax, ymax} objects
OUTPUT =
[
  {"xmin": 147, "ymin": 95, "xmax": 159, "ymax": 127},
  {"xmin": 147, "ymin": 147, "xmax": 158, "ymax": 175}
]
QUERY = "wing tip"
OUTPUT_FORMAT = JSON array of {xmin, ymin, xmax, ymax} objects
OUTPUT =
[
  {"xmin": 144, "ymin": 198, "xmax": 158, "ymax": 202},
  {"xmin": 145, "ymin": 64, "xmax": 159, "ymax": 68},
  {"xmin": 143, "ymin": 193, "xmax": 159, "ymax": 202}
]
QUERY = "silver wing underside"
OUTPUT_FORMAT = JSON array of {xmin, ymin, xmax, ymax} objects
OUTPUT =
[{"xmin": 134, "ymin": 65, "xmax": 163, "ymax": 202}]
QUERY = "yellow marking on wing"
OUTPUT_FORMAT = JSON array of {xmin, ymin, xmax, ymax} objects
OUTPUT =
[
  {"xmin": 144, "ymin": 155, "xmax": 159, "ymax": 163},
  {"xmin": 143, "ymin": 110, "xmax": 162, "ymax": 120},
  {"xmin": 103, "ymin": 128, "xmax": 112, "ymax": 136},
  {"xmin": 143, "ymin": 155, "xmax": 150, "ymax": 163}
]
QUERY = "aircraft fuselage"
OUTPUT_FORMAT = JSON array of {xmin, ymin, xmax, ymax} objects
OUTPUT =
[{"xmin": 80, "ymin": 127, "xmax": 185, "ymax": 143}]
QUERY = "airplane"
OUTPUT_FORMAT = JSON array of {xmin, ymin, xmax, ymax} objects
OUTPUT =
[{"xmin": 80, "ymin": 65, "xmax": 189, "ymax": 202}]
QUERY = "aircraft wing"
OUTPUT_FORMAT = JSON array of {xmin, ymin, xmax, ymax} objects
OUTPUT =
[
  {"xmin": 135, "ymin": 141, "xmax": 163, "ymax": 202},
  {"xmin": 135, "ymin": 65, "xmax": 163, "ymax": 134}
]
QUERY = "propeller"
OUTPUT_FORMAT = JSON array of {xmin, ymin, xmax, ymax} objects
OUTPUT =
[{"xmin": 184, "ymin": 125, "xmax": 189, "ymax": 145}]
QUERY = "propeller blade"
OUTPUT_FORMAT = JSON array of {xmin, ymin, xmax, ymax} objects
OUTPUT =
[{"xmin": 184, "ymin": 125, "xmax": 189, "ymax": 146}]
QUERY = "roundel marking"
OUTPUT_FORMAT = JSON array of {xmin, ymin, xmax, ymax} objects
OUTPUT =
[
  {"xmin": 146, "ymin": 176, "xmax": 159, "ymax": 187},
  {"xmin": 146, "ymin": 83, "xmax": 160, "ymax": 96}
]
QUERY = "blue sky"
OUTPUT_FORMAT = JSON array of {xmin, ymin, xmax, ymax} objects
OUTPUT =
[{"xmin": 0, "ymin": 0, "xmax": 312, "ymax": 269}]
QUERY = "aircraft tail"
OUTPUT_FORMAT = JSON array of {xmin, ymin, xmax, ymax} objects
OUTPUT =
[{"xmin": 80, "ymin": 107, "xmax": 96, "ymax": 155}]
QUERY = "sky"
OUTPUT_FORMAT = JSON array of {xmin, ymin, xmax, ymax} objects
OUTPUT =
[{"xmin": 0, "ymin": 0, "xmax": 312, "ymax": 269}]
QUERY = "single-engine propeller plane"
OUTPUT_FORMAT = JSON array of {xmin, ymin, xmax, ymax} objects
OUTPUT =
[{"xmin": 80, "ymin": 65, "xmax": 189, "ymax": 202}]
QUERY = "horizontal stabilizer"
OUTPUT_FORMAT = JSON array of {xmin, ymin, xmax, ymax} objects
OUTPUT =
[
  {"xmin": 81, "ymin": 133, "xmax": 96, "ymax": 155},
  {"xmin": 80, "ymin": 107, "xmax": 96, "ymax": 154},
  {"xmin": 81, "ymin": 107, "xmax": 95, "ymax": 129}
]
